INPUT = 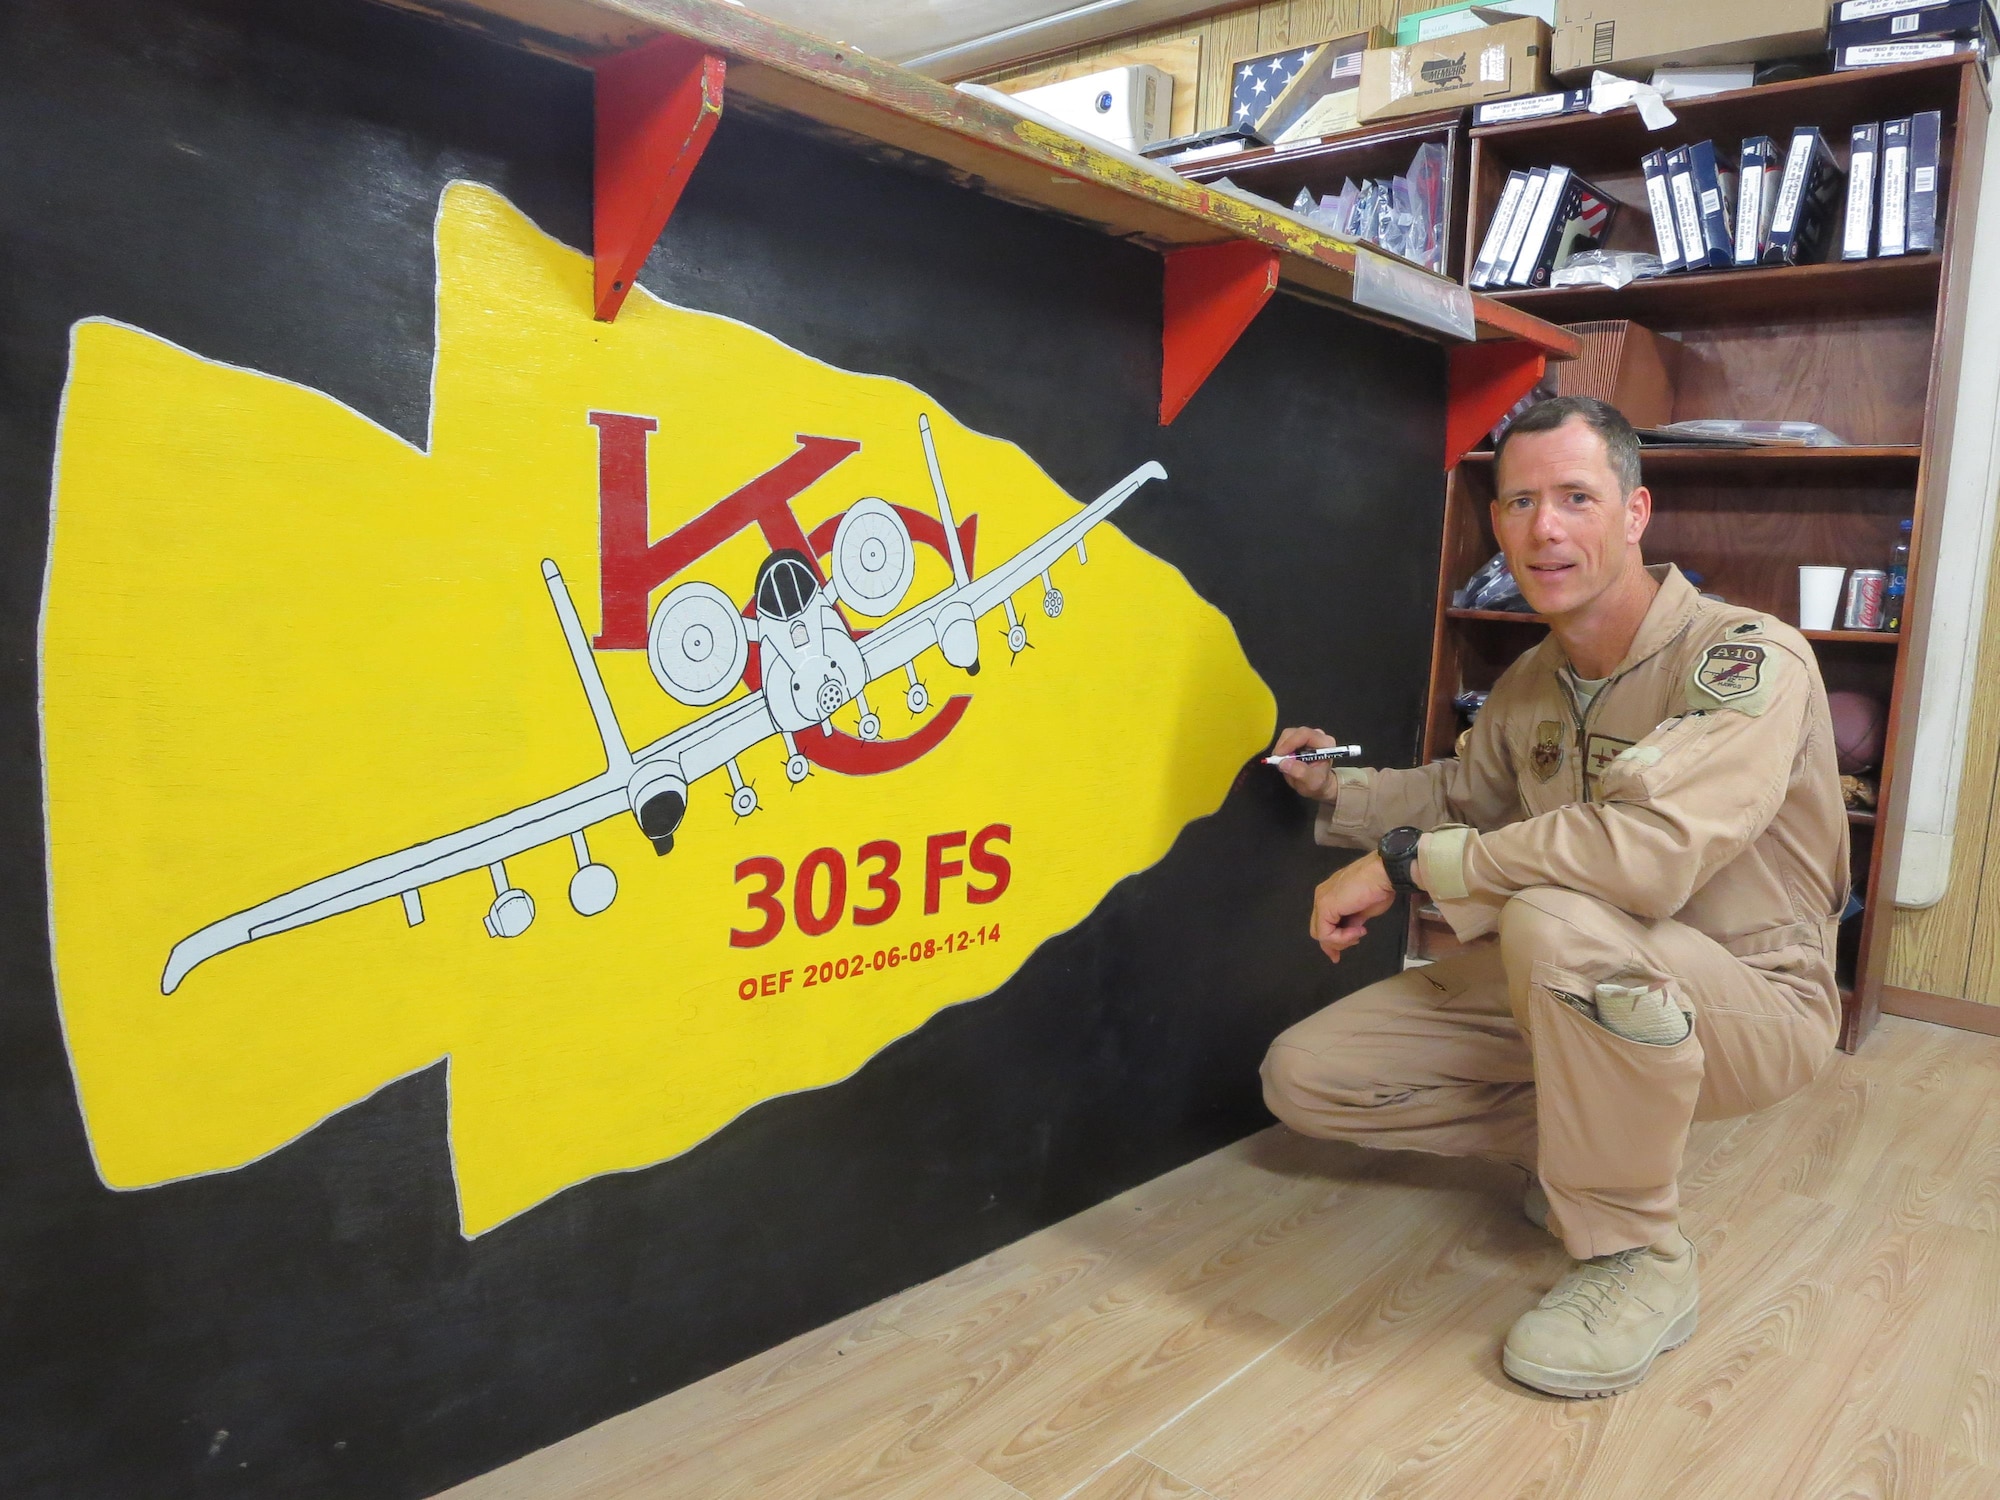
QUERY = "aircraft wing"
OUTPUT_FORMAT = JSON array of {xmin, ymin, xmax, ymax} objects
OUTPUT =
[
  {"xmin": 163, "ymin": 660, "xmax": 780, "ymax": 995},
  {"xmin": 161, "ymin": 772, "xmax": 632, "ymax": 994},
  {"xmin": 629, "ymin": 688, "xmax": 775, "ymax": 780},
  {"xmin": 858, "ymin": 460, "xmax": 1165, "ymax": 680}
]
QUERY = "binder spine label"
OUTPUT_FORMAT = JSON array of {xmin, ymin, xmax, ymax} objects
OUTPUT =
[
  {"xmin": 1837, "ymin": 0, "xmax": 1949, "ymax": 17},
  {"xmin": 1735, "ymin": 158, "xmax": 1764, "ymax": 265},
  {"xmin": 1772, "ymin": 133, "xmax": 1813, "ymax": 234},
  {"xmin": 1495, "ymin": 172, "xmax": 1546, "ymax": 278},
  {"xmin": 1471, "ymin": 173, "xmax": 1527, "ymax": 286},
  {"xmin": 1668, "ymin": 157, "xmax": 1704, "ymax": 270},
  {"xmin": 1844, "ymin": 126, "xmax": 1879, "ymax": 260},
  {"xmin": 1643, "ymin": 155, "xmax": 1683, "ymax": 270},
  {"xmin": 1881, "ymin": 145, "xmax": 1910, "ymax": 253},
  {"xmin": 1842, "ymin": 39, "xmax": 1966, "ymax": 62}
]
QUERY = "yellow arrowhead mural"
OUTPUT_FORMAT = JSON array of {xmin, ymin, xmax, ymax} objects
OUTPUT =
[{"xmin": 42, "ymin": 182, "xmax": 1274, "ymax": 1234}]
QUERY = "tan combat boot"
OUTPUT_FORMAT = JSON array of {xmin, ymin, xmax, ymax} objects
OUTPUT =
[{"xmin": 1503, "ymin": 1234, "xmax": 1698, "ymax": 1397}]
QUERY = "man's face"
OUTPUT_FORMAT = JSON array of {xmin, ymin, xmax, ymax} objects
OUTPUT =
[{"xmin": 1491, "ymin": 417, "xmax": 1650, "ymax": 621}]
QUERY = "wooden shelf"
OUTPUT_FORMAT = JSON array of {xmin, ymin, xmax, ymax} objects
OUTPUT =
[
  {"xmin": 1457, "ymin": 445, "xmax": 1922, "ymax": 483},
  {"xmin": 1443, "ymin": 609, "xmax": 1902, "ymax": 647},
  {"xmin": 368, "ymin": 0, "xmax": 1578, "ymax": 357},
  {"xmin": 1849, "ymin": 809, "xmax": 1879, "ymax": 827},
  {"xmin": 1472, "ymin": 54, "xmax": 1980, "ymax": 155},
  {"xmin": 1485, "ymin": 257, "xmax": 1943, "ymax": 325},
  {"xmin": 1806, "ymin": 628, "xmax": 1905, "ymax": 645}
]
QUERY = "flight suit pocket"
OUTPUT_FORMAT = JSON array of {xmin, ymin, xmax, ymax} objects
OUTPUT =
[
  {"xmin": 1596, "ymin": 711, "xmax": 1716, "ymax": 804},
  {"xmin": 1524, "ymin": 960, "xmax": 1704, "ymax": 1197}
]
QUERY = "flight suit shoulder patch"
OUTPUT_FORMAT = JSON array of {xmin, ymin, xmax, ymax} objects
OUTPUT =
[
  {"xmin": 1687, "ymin": 639, "xmax": 1780, "ymax": 716},
  {"xmin": 1529, "ymin": 719, "xmax": 1564, "ymax": 781}
]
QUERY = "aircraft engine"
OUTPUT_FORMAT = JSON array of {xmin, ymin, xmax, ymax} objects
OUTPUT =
[
  {"xmin": 484, "ymin": 887, "xmax": 535, "ymax": 939},
  {"xmin": 627, "ymin": 761, "xmax": 689, "ymax": 856},
  {"xmin": 830, "ymin": 498, "xmax": 914, "ymax": 617},
  {"xmin": 936, "ymin": 600, "xmax": 979, "ymax": 674},
  {"xmin": 648, "ymin": 581, "xmax": 749, "ymax": 706}
]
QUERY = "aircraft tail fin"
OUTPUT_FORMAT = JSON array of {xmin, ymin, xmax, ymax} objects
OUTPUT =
[
  {"xmin": 543, "ymin": 559, "xmax": 634, "ymax": 776},
  {"xmin": 917, "ymin": 415, "xmax": 972, "ymax": 590}
]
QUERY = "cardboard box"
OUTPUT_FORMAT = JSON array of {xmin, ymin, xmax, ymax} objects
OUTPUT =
[
  {"xmin": 1358, "ymin": 17, "xmax": 1551, "ymax": 123},
  {"xmin": 1551, "ymin": 0, "xmax": 1828, "ymax": 79},
  {"xmin": 1397, "ymin": 0, "xmax": 1555, "ymax": 46}
]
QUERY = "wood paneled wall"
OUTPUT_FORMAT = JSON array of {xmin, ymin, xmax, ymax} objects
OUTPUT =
[
  {"xmin": 975, "ymin": 0, "xmax": 1433, "ymax": 128},
  {"xmin": 1888, "ymin": 522, "xmax": 2000, "ymax": 1005}
]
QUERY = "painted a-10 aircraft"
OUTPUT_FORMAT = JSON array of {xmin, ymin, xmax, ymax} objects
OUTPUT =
[{"xmin": 161, "ymin": 415, "xmax": 1166, "ymax": 993}]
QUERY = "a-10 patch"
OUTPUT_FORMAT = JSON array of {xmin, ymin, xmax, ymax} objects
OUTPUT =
[{"xmin": 1688, "ymin": 640, "xmax": 1778, "ymax": 716}]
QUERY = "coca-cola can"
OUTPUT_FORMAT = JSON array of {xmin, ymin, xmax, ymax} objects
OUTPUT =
[{"xmin": 1845, "ymin": 570, "xmax": 1887, "ymax": 631}]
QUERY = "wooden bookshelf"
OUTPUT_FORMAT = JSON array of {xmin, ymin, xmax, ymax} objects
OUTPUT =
[{"xmin": 1425, "ymin": 55, "xmax": 1991, "ymax": 1050}]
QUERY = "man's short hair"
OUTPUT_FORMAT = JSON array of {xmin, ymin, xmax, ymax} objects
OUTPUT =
[{"xmin": 1493, "ymin": 395, "xmax": 1643, "ymax": 498}]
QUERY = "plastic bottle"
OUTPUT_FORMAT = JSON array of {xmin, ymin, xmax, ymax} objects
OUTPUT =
[{"xmin": 1884, "ymin": 518, "xmax": 1911, "ymax": 632}]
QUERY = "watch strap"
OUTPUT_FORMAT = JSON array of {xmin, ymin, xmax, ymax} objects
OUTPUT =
[{"xmin": 1379, "ymin": 826, "xmax": 1423, "ymax": 895}]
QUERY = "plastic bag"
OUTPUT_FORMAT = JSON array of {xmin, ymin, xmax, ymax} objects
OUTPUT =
[
  {"xmin": 1317, "ymin": 179, "xmax": 1360, "ymax": 235},
  {"xmin": 1550, "ymin": 249, "xmax": 1665, "ymax": 289},
  {"xmin": 1452, "ymin": 552, "xmax": 1529, "ymax": 612},
  {"xmin": 1385, "ymin": 176, "xmax": 1416, "ymax": 259},
  {"xmin": 1370, "ymin": 180, "xmax": 1398, "ymax": 250},
  {"xmin": 1348, "ymin": 180, "xmax": 1379, "ymax": 242},
  {"xmin": 1657, "ymin": 419, "xmax": 1849, "ymax": 448},
  {"xmin": 1406, "ymin": 142, "xmax": 1447, "ymax": 273}
]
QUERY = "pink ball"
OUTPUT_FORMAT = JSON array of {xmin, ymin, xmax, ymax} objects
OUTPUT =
[{"xmin": 1828, "ymin": 690, "xmax": 1886, "ymax": 775}]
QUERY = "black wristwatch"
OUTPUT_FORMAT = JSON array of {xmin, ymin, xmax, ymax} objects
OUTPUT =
[{"xmin": 1378, "ymin": 826, "xmax": 1424, "ymax": 896}]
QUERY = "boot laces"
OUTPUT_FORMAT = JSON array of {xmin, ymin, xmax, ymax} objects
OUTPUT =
[{"xmin": 1542, "ymin": 1248, "xmax": 1647, "ymax": 1331}]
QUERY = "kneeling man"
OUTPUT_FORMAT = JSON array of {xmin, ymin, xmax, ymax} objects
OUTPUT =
[{"xmin": 1265, "ymin": 396, "xmax": 1847, "ymax": 1398}]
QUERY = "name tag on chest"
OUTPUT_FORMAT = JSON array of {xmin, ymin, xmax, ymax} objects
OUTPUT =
[{"xmin": 1585, "ymin": 732, "xmax": 1636, "ymax": 790}]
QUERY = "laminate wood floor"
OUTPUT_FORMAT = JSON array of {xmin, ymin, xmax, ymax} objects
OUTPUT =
[{"xmin": 438, "ymin": 1015, "xmax": 2000, "ymax": 1500}]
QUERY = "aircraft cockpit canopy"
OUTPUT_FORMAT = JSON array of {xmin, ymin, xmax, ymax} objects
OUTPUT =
[{"xmin": 755, "ymin": 551, "xmax": 821, "ymax": 621}]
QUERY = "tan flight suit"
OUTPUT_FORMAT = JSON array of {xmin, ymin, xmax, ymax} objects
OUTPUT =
[{"xmin": 1263, "ymin": 565, "xmax": 1849, "ymax": 1258}]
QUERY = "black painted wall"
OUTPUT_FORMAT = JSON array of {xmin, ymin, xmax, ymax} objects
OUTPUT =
[{"xmin": 0, "ymin": 0, "xmax": 1445, "ymax": 1494}]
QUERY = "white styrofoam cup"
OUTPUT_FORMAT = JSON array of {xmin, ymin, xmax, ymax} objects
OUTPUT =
[{"xmin": 1798, "ymin": 566, "xmax": 1847, "ymax": 631}]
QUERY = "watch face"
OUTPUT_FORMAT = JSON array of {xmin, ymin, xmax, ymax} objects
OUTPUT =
[{"xmin": 1383, "ymin": 827, "xmax": 1421, "ymax": 860}]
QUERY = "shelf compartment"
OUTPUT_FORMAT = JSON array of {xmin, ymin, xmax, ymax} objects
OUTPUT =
[
  {"xmin": 1472, "ymin": 54, "xmax": 1974, "ymax": 158},
  {"xmin": 1486, "ymin": 258, "xmax": 1943, "ymax": 325},
  {"xmin": 1176, "ymin": 110, "xmax": 1470, "ymax": 278},
  {"xmin": 1458, "ymin": 445, "xmax": 1922, "ymax": 485},
  {"xmin": 1444, "ymin": 458, "xmax": 1915, "ymax": 631}
]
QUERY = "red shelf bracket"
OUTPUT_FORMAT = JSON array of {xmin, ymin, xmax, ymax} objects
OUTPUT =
[
  {"xmin": 1160, "ymin": 242, "xmax": 1279, "ymax": 425},
  {"xmin": 593, "ymin": 36, "xmax": 727, "ymax": 323},
  {"xmin": 1444, "ymin": 340, "xmax": 1546, "ymax": 470}
]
